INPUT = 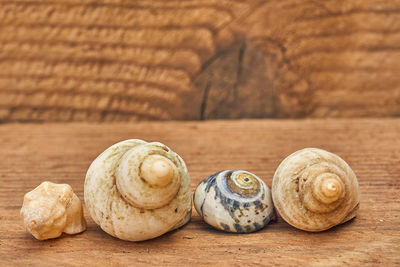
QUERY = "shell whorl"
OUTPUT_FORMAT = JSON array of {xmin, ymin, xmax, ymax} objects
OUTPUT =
[
  {"xmin": 272, "ymin": 148, "xmax": 360, "ymax": 232},
  {"xmin": 214, "ymin": 171, "xmax": 264, "ymax": 204},
  {"xmin": 194, "ymin": 170, "xmax": 274, "ymax": 233},
  {"xmin": 84, "ymin": 139, "xmax": 191, "ymax": 241},
  {"xmin": 116, "ymin": 143, "xmax": 181, "ymax": 209}
]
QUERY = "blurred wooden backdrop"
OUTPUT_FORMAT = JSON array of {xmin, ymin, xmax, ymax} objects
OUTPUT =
[{"xmin": 1, "ymin": 0, "xmax": 400, "ymax": 122}]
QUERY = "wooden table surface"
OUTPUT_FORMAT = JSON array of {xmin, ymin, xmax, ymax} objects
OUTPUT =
[{"xmin": 1, "ymin": 119, "xmax": 399, "ymax": 266}]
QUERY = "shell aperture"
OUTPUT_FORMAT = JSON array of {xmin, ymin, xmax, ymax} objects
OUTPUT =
[
  {"xmin": 194, "ymin": 170, "xmax": 274, "ymax": 233},
  {"xmin": 84, "ymin": 139, "xmax": 192, "ymax": 241}
]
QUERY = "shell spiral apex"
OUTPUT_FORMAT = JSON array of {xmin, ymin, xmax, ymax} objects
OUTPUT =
[
  {"xmin": 84, "ymin": 139, "xmax": 191, "ymax": 241},
  {"xmin": 272, "ymin": 148, "xmax": 360, "ymax": 232},
  {"xmin": 194, "ymin": 170, "xmax": 274, "ymax": 233}
]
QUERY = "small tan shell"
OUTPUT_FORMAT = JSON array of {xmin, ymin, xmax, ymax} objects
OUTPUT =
[
  {"xmin": 272, "ymin": 148, "xmax": 360, "ymax": 232},
  {"xmin": 84, "ymin": 139, "xmax": 191, "ymax": 241},
  {"xmin": 20, "ymin": 181, "xmax": 87, "ymax": 240}
]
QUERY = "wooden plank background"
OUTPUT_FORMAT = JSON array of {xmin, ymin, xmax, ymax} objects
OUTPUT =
[
  {"xmin": 1, "ymin": 119, "xmax": 399, "ymax": 265},
  {"xmin": 1, "ymin": 0, "xmax": 400, "ymax": 122}
]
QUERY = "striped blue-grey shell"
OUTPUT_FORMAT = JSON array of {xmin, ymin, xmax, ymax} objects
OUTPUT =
[{"xmin": 193, "ymin": 170, "xmax": 274, "ymax": 233}]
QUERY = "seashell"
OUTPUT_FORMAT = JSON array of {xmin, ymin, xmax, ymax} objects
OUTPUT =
[
  {"xmin": 20, "ymin": 181, "xmax": 87, "ymax": 240},
  {"xmin": 84, "ymin": 139, "xmax": 191, "ymax": 241},
  {"xmin": 272, "ymin": 148, "xmax": 360, "ymax": 232},
  {"xmin": 193, "ymin": 170, "xmax": 274, "ymax": 233}
]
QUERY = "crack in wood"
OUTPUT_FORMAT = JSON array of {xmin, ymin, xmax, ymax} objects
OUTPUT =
[
  {"xmin": 233, "ymin": 41, "xmax": 246, "ymax": 101},
  {"xmin": 200, "ymin": 81, "xmax": 211, "ymax": 120}
]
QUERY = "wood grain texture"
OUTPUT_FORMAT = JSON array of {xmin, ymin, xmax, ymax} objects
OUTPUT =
[
  {"xmin": 0, "ymin": 119, "xmax": 399, "ymax": 266},
  {"xmin": 1, "ymin": 0, "xmax": 400, "ymax": 122}
]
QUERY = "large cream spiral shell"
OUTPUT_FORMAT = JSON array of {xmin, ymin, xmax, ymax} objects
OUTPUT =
[
  {"xmin": 272, "ymin": 148, "xmax": 360, "ymax": 232},
  {"xmin": 84, "ymin": 139, "xmax": 191, "ymax": 241}
]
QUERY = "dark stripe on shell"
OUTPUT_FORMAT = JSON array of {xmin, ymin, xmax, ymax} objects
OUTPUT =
[
  {"xmin": 253, "ymin": 222, "xmax": 262, "ymax": 231},
  {"xmin": 263, "ymin": 213, "xmax": 273, "ymax": 225},
  {"xmin": 244, "ymin": 225, "xmax": 252, "ymax": 232},
  {"xmin": 234, "ymin": 224, "xmax": 244, "ymax": 233},
  {"xmin": 199, "ymin": 171, "xmax": 220, "ymax": 216},
  {"xmin": 220, "ymin": 223, "xmax": 231, "ymax": 231}
]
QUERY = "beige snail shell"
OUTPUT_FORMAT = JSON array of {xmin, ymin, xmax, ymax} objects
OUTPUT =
[
  {"xmin": 20, "ymin": 181, "xmax": 87, "ymax": 240},
  {"xmin": 84, "ymin": 139, "xmax": 191, "ymax": 241},
  {"xmin": 272, "ymin": 148, "xmax": 360, "ymax": 232}
]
